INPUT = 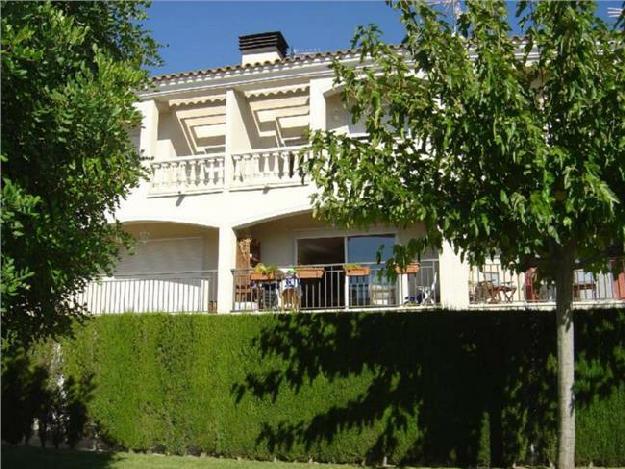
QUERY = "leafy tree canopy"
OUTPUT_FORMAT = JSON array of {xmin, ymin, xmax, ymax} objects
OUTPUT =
[
  {"xmin": 1, "ymin": 1, "xmax": 160, "ymax": 345},
  {"xmin": 306, "ymin": 2, "xmax": 624, "ymax": 467},
  {"xmin": 307, "ymin": 0, "xmax": 625, "ymax": 277}
]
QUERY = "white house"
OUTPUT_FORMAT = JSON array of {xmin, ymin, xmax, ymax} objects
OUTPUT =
[{"xmin": 78, "ymin": 32, "xmax": 625, "ymax": 314}]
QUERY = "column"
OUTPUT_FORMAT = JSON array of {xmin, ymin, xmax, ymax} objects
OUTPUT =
[
  {"xmin": 136, "ymin": 100, "xmax": 159, "ymax": 163},
  {"xmin": 217, "ymin": 225, "xmax": 238, "ymax": 313},
  {"xmin": 309, "ymin": 77, "xmax": 334, "ymax": 131},
  {"xmin": 225, "ymin": 89, "xmax": 253, "ymax": 190},
  {"xmin": 438, "ymin": 241, "xmax": 471, "ymax": 309}
]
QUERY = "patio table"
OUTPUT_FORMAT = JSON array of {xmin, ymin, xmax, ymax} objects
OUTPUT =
[
  {"xmin": 573, "ymin": 281, "xmax": 595, "ymax": 300},
  {"xmin": 495, "ymin": 282, "xmax": 517, "ymax": 303}
]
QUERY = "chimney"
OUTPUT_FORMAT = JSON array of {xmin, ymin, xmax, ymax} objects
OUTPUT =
[{"xmin": 239, "ymin": 31, "xmax": 289, "ymax": 66}]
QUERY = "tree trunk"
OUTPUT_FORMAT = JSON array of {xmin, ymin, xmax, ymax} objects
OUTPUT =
[{"xmin": 555, "ymin": 252, "xmax": 575, "ymax": 469}]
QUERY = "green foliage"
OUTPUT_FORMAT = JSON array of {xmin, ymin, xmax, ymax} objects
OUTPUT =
[
  {"xmin": 1, "ymin": 342, "xmax": 95, "ymax": 449},
  {"xmin": 0, "ymin": 1, "xmax": 160, "ymax": 345},
  {"xmin": 1, "ymin": 345, "xmax": 49, "ymax": 444},
  {"xmin": 0, "ymin": 168, "xmax": 40, "ymax": 329},
  {"xmin": 27, "ymin": 309, "xmax": 625, "ymax": 467},
  {"xmin": 306, "ymin": 0, "xmax": 625, "ymax": 278},
  {"xmin": 477, "ymin": 412, "xmax": 491, "ymax": 468}
]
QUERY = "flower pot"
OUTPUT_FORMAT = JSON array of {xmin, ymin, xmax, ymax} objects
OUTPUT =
[
  {"xmin": 250, "ymin": 271, "xmax": 282, "ymax": 281},
  {"xmin": 345, "ymin": 266, "xmax": 371, "ymax": 277},
  {"xmin": 296, "ymin": 267, "xmax": 324, "ymax": 279},
  {"xmin": 395, "ymin": 262, "xmax": 420, "ymax": 274}
]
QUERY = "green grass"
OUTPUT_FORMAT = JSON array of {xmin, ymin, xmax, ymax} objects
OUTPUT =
[{"xmin": 2, "ymin": 445, "xmax": 421, "ymax": 469}]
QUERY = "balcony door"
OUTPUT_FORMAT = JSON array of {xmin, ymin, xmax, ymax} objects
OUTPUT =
[
  {"xmin": 295, "ymin": 234, "xmax": 396, "ymax": 309},
  {"xmin": 297, "ymin": 237, "xmax": 345, "ymax": 265}
]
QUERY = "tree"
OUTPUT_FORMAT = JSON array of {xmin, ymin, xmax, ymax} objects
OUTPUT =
[
  {"xmin": 1, "ymin": 2, "xmax": 160, "ymax": 345},
  {"xmin": 305, "ymin": 1, "xmax": 625, "ymax": 467}
]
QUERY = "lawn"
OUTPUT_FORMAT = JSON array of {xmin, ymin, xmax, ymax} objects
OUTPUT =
[{"xmin": 1, "ymin": 445, "xmax": 408, "ymax": 469}]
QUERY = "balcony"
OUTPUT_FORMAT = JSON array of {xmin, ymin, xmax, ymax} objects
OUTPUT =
[
  {"xmin": 232, "ymin": 260, "xmax": 440, "ymax": 312},
  {"xmin": 469, "ymin": 257, "xmax": 625, "ymax": 307},
  {"xmin": 148, "ymin": 148, "xmax": 307, "ymax": 196},
  {"xmin": 75, "ymin": 271, "xmax": 218, "ymax": 314},
  {"xmin": 150, "ymin": 154, "xmax": 225, "ymax": 196},
  {"xmin": 231, "ymin": 147, "xmax": 306, "ymax": 190}
]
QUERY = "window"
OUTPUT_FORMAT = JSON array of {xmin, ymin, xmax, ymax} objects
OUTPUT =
[{"xmin": 347, "ymin": 234, "xmax": 395, "ymax": 263}]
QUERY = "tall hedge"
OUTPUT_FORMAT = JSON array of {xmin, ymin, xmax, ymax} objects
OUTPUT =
[{"xmin": 47, "ymin": 309, "xmax": 625, "ymax": 466}]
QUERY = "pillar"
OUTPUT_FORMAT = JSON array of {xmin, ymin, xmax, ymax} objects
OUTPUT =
[
  {"xmin": 136, "ymin": 100, "xmax": 159, "ymax": 163},
  {"xmin": 438, "ymin": 241, "xmax": 470, "ymax": 309},
  {"xmin": 309, "ymin": 77, "xmax": 334, "ymax": 131},
  {"xmin": 217, "ymin": 225, "xmax": 237, "ymax": 313}
]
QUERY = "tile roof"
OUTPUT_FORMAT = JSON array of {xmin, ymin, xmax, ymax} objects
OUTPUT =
[
  {"xmin": 152, "ymin": 48, "xmax": 358, "ymax": 84},
  {"xmin": 151, "ymin": 36, "xmax": 527, "ymax": 85}
]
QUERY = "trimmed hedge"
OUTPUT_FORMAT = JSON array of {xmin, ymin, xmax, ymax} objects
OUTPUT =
[{"xmin": 46, "ymin": 310, "xmax": 625, "ymax": 465}]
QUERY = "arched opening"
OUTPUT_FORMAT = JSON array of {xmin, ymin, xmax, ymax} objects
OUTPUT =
[
  {"xmin": 76, "ymin": 222, "xmax": 219, "ymax": 314},
  {"xmin": 231, "ymin": 212, "xmax": 438, "ymax": 312}
]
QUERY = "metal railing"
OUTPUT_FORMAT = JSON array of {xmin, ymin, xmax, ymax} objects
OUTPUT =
[
  {"xmin": 75, "ymin": 271, "xmax": 218, "ymax": 314},
  {"xmin": 469, "ymin": 257, "xmax": 625, "ymax": 305},
  {"xmin": 231, "ymin": 147, "xmax": 307, "ymax": 190},
  {"xmin": 150, "ymin": 154, "xmax": 225, "ymax": 196},
  {"xmin": 231, "ymin": 260, "xmax": 440, "ymax": 312}
]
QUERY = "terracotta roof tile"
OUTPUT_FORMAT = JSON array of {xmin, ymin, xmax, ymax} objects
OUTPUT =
[
  {"xmin": 152, "ymin": 48, "xmax": 358, "ymax": 84},
  {"xmin": 151, "ymin": 37, "xmax": 528, "ymax": 85}
]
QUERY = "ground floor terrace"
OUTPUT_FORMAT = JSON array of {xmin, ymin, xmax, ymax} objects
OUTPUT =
[{"xmin": 76, "ymin": 212, "xmax": 625, "ymax": 314}]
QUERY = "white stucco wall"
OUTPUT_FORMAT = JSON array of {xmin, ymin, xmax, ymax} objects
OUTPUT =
[{"xmin": 113, "ymin": 61, "xmax": 473, "ymax": 312}]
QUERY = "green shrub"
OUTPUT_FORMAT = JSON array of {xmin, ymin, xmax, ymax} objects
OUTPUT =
[
  {"xmin": 1, "ymin": 345, "xmax": 49, "ymax": 444},
  {"xmin": 34, "ymin": 309, "xmax": 625, "ymax": 466},
  {"xmin": 477, "ymin": 412, "xmax": 491, "ymax": 468},
  {"xmin": 1, "ymin": 341, "xmax": 91, "ymax": 448}
]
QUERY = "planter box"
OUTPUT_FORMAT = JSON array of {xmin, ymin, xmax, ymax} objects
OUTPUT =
[
  {"xmin": 395, "ymin": 262, "xmax": 420, "ymax": 274},
  {"xmin": 345, "ymin": 266, "xmax": 371, "ymax": 277},
  {"xmin": 296, "ymin": 267, "xmax": 325, "ymax": 279},
  {"xmin": 250, "ymin": 271, "xmax": 282, "ymax": 282}
]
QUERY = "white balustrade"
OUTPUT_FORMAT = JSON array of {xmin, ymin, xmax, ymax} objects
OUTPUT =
[
  {"xmin": 231, "ymin": 147, "xmax": 307, "ymax": 190},
  {"xmin": 75, "ymin": 271, "xmax": 218, "ymax": 314},
  {"xmin": 150, "ymin": 154, "xmax": 225, "ymax": 196}
]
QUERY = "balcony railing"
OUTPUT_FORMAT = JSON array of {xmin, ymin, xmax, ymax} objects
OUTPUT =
[
  {"xmin": 150, "ymin": 154, "xmax": 225, "ymax": 196},
  {"xmin": 231, "ymin": 260, "xmax": 440, "ymax": 312},
  {"xmin": 231, "ymin": 147, "xmax": 306, "ymax": 190},
  {"xmin": 75, "ymin": 271, "xmax": 218, "ymax": 314},
  {"xmin": 469, "ymin": 257, "xmax": 625, "ymax": 306}
]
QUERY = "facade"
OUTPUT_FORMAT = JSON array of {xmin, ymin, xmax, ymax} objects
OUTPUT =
[{"xmin": 78, "ymin": 32, "xmax": 625, "ymax": 314}]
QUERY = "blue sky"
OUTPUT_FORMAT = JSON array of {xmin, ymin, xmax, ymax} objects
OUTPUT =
[{"xmin": 146, "ymin": 1, "xmax": 621, "ymax": 76}]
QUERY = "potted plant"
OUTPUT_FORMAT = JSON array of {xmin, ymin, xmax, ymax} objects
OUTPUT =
[
  {"xmin": 295, "ymin": 265, "xmax": 325, "ymax": 279},
  {"xmin": 395, "ymin": 261, "xmax": 420, "ymax": 274},
  {"xmin": 344, "ymin": 263, "xmax": 371, "ymax": 276},
  {"xmin": 250, "ymin": 263, "xmax": 283, "ymax": 281}
]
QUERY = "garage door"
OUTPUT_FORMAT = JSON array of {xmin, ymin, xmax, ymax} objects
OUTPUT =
[{"xmin": 115, "ymin": 237, "xmax": 203, "ymax": 275}]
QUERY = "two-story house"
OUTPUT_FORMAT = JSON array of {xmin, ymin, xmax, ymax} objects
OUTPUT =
[{"xmin": 77, "ymin": 32, "xmax": 625, "ymax": 315}]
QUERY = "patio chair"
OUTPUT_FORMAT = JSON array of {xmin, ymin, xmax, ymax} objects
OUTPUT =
[
  {"xmin": 404, "ymin": 272, "xmax": 438, "ymax": 305},
  {"xmin": 279, "ymin": 271, "xmax": 300, "ymax": 312},
  {"xmin": 370, "ymin": 283, "xmax": 396, "ymax": 306},
  {"xmin": 474, "ymin": 280, "xmax": 498, "ymax": 303}
]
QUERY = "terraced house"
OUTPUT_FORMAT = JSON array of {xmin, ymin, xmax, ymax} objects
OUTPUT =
[{"xmin": 78, "ymin": 32, "xmax": 625, "ymax": 314}]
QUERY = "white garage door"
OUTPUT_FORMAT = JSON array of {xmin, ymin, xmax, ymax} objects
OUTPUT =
[
  {"xmin": 76, "ymin": 237, "xmax": 215, "ymax": 314},
  {"xmin": 115, "ymin": 238, "xmax": 203, "ymax": 275}
]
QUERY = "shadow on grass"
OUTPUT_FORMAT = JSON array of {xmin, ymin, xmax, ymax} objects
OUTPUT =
[
  {"xmin": 1, "ymin": 445, "xmax": 120, "ymax": 469},
  {"xmin": 232, "ymin": 309, "xmax": 625, "ymax": 467}
]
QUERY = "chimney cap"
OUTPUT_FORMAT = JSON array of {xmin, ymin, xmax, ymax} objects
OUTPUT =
[{"xmin": 239, "ymin": 31, "xmax": 289, "ymax": 57}]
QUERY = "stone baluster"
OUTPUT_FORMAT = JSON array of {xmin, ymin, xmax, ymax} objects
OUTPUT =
[
  {"xmin": 150, "ymin": 163, "xmax": 160, "ymax": 192},
  {"xmin": 219, "ymin": 156, "xmax": 225, "ymax": 186},
  {"xmin": 289, "ymin": 150, "xmax": 300, "ymax": 180},
  {"xmin": 261, "ymin": 152, "xmax": 270, "ymax": 182},
  {"xmin": 193, "ymin": 160, "xmax": 199, "ymax": 188},
  {"xmin": 279, "ymin": 150, "xmax": 288, "ymax": 180},
  {"xmin": 245, "ymin": 154, "xmax": 252, "ymax": 183},
  {"xmin": 163, "ymin": 162, "xmax": 171, "ymax": 190},
  {"xmin": 231, "ymin": 154, "xmax": 240, "ymax": 185}
]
